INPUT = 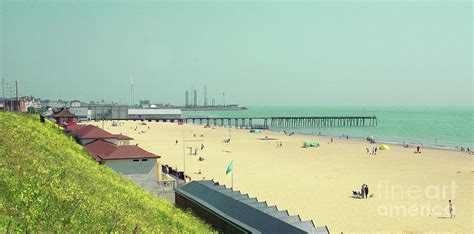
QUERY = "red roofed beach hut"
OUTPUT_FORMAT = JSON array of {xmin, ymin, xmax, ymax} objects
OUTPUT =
[
  {"xmin": 71, "ymin": 125, "xmax": 118, "ymax": 145},
  {"xmin": 53, "ymin": 107, "xmax": 77, "ymax": 125}
]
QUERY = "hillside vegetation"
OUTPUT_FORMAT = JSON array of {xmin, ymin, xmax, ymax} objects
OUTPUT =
[{"xmin": 0, "ymin": 112, "xmax": 213, "ymax": 233}]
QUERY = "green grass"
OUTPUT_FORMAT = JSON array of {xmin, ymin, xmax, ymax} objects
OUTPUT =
[{"xmin": 0, "ymin": 112, "xmax": 214, "ymax": 233}]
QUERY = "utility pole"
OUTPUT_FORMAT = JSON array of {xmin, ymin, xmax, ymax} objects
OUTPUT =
[
  {"xmin": 2, "ymin": 77, "xmax": 4, "ymax": 111},
  {"xmin": 182, "ymin": 130, "xmax": 186, "ymax": 177},
  {"xmin": 15, "ymin": 81, "xmax": 18, "ymax": 111},
  {"xmin": 6, "ymin": 83, "xmax": 12, "ymax": 111}
]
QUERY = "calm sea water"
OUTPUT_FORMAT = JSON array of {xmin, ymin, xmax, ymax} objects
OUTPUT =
[{"xmin": 183, "ymin": 106, "xmax": 473, "ymax": 149}]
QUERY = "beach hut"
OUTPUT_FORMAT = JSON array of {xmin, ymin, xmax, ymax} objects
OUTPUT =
[
  {"xmin": 379, "ymin": 144, "xmax": 390, "ymax": 150},
  {"xmin": 53, "ymin": 107, "xmax": 77, "ymax": 125},
  {"xmin": 175, "ymin": 180, "xmax": 330, "ymax": 233}
]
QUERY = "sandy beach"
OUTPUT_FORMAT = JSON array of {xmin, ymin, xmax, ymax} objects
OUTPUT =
[{"xmin": 92, "ymin": 120, "xmax": 473, "ymax": 233}]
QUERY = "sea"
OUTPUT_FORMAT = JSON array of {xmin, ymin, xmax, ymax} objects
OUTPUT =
[{"xmin": 182, "ymin": 106, "xmax": 473, "ymax": 150}]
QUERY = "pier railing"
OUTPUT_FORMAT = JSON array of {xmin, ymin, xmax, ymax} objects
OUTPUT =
[
  {"xmin": 98, "ymin": 116, "xmax": 377, "ymax": 129},
  {"xmin": 183, "ymin": 116, "xmax": 377, "ymax": 129}
]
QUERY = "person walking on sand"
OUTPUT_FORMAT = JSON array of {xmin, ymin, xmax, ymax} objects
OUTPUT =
[
  {"xmin": 374, "ymin": 147, "xmax": 377, "ymax": 155},
  {"xmin": 366, "ymin": 147, "xmax": 370, "ymax": 155},
  {"xmin": 415, "ymin": 145, "xmax": 421, "ymax": 154},
  {"xmin": 361, "ymin": 184, "xmax": 366, "ymax": 198},
  {"xmin": 449, "ymin": 200, "xmax": 455, "ymax": 218},
  {"xmin": 364, "ymin": 185, "xmax": 369, "ymax": 199},
  {"xmin": 331, "ymin": 138, "xmax": 333, "ymax": 143},
  {"xmin": 175, "ymin": 139, "xmax": 178, "ymax": 145}
]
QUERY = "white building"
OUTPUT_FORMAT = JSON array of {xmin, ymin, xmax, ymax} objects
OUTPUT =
[
  {"xmin": 69, "ymin": 107, "xmax": 91, "ymax": 121},
  {"xmin": 88, "ymin": 105, "xmax": 129, "ymax": 120},
  {"xmin": 128, "ymin": 109, "xmax": 182, "ymax": 120},
  {"xmin": 84, "ymin": 139, "xmax": 163, "ymax": 194},
  {"xmin": 70, "ymin": 100, "xmax": 81, "ymax": 107}
]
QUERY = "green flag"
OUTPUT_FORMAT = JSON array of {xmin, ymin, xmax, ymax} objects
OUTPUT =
[{"xmin": 226, "ymin": 160, "xmax": 234, "ymax": 175}]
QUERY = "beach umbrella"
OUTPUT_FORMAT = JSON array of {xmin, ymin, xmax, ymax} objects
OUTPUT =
[{"xmin": 379, "ymin": 144, "xmax": 390, "ymax": 150}]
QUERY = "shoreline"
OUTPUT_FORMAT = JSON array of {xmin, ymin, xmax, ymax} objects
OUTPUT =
[
  {"xmin": 292, "ymin": 131, "xmax": 468, "ymax": 153},
  {"xmin": 192, "ymin": 123, "xmax": 472, "ymax": 153}
]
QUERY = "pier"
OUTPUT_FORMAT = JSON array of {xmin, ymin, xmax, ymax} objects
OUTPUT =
[
  {"xmin": 183, "ymin": 116, "xmax": 377, "ymax": 129},
  {"xmin": 102, "ymin": 116, "xmax": 377, "ymax": 129}
]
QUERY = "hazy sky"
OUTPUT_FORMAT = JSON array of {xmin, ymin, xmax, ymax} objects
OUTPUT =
[{"xmin": 1, "ymin": 1, "xmax": 472, "ymax": 106}]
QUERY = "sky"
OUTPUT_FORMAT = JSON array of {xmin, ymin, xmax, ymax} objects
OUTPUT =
[{"xmin": 0, "ymin": 0, "xmax": 472, "ymax": 106}]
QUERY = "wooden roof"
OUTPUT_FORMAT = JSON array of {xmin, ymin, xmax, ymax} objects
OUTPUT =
[
  {"xmin": 84, "ymin": 140, "xmax": 159, "ymax": 161},
  {"xmin": 73, "ymin": 125, "xmax": 116, "ymax": 139},
  {"xmin": 53, "ymin": 107, "xmax": 77, "ymax": 118}
]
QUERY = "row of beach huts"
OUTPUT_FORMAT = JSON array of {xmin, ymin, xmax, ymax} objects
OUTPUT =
[
  {"xmin": 53, "ymin": 107, "xmax": 178, "ymax": 195},
  {"xmin": 52, "ymin": 107, "xmax": 330, "ymax": 234}
]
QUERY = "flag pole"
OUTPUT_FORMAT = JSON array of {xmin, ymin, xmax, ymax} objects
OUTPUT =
[{"xmin": 183, "ymin": 130, "xmax": 185, "ymax": 176}]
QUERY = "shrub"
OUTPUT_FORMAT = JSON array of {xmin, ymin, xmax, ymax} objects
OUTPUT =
[{"xmin": 0, "ymin": 112, "xmax": 213, "ymax": 233}]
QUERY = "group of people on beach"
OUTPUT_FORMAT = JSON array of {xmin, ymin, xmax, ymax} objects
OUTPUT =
[
  {"xmin": 366, "ymin": 147, "xmax": 377, "ymax": 155},
  {"xmin": 353, "ymin": 184, "xmax": 370, "ymax": 199},
  {"xmin": 459, "ymin": 147, "xmax": 472, "ymax": 155}
]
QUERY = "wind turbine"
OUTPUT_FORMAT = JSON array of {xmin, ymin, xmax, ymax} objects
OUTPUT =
[{"xmin": 129, "ymin": 75, "xmax": 135, "ymax": 107}]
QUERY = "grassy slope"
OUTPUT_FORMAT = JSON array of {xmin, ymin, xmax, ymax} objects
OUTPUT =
[{"xmin": 0, "ymin": 112, "xmax": 213, "ymax": 233}]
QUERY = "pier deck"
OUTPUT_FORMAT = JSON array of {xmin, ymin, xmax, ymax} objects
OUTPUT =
[
  {"xmin": 96, "ymin": 116, "xmax": 377, "ymax": 129},
  {"xmin": 183, "ymin": 116, "xmax": 377, "ymax": 129}
]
